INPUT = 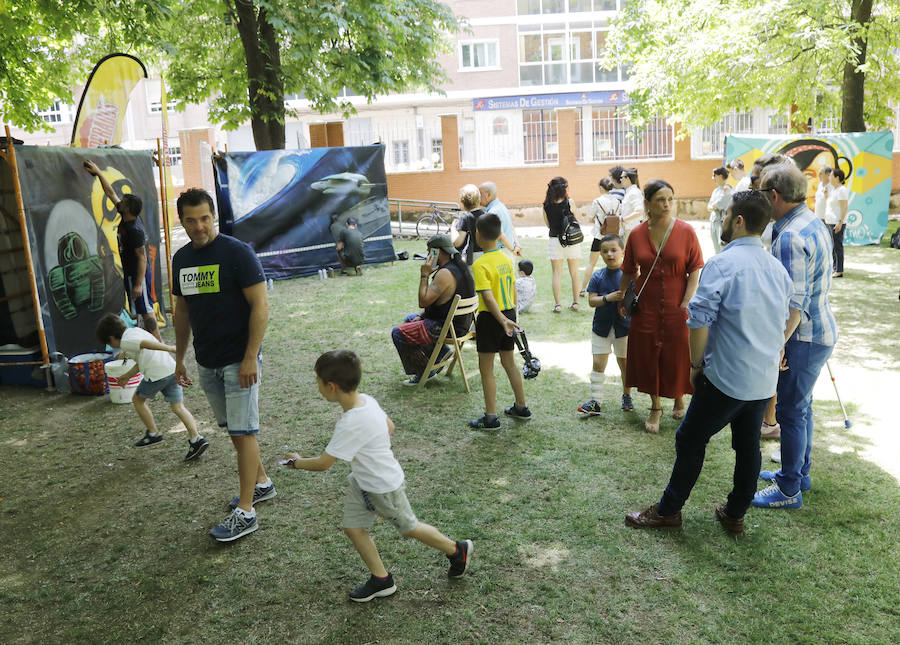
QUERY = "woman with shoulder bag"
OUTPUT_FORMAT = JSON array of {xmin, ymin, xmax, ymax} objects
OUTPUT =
[
  {"xmin": 543, "ymin": 176, "xmax": 583, "ymax": 313},
  {"xmin": 579, "ymin": 176, "xmax": 622, "ymax": 296},
  {"xmin": 618, "ymin": 180, "xmax": 704, "ymax": 433}
]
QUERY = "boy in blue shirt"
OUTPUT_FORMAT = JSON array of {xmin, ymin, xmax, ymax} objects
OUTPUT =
[{"xmin": 578, "ymin": 234, "xmax": 633, "ymax": 415}]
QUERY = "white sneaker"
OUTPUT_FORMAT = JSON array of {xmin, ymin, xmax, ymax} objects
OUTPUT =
[{"xmin": 771, "ymin": 448, "xmax": 781, "ymax": 463}]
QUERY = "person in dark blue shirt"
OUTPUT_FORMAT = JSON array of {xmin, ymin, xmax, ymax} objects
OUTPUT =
[{"xmin": 578, "ymin": 234, "xmax": 632, "ymax": 416}]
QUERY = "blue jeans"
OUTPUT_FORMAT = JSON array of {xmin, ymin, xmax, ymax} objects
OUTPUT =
[
  {"xmin": 774, "ymin": 340, "xmax": 833, "ymax": 495},
  {"xmin": 197, "ymin": 358, "xmax": 261, "ymax": 435},
  {"xmin": 658, "ymin": 374, "xmax": 769, "ymax": 519}
]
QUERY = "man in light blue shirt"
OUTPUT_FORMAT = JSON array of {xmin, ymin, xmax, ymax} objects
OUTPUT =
[
  {"xmin": 626, "ymin": 191, "xmax": 791, "ymax": 536},
  {"xmin": 479, "ymin": 182, "xmax": 521, "ymax": 256}
]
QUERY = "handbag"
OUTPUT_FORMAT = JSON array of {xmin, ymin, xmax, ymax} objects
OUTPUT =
[
  {"xmin": 624, "ymin": 218, "xmax": 675, "ymax": 314},
  {"xmin": 559, "ymin": 202, "xmax": 583, "ymax": 246}
]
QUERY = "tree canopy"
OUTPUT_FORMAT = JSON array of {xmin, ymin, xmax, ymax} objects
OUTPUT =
[
  {"xmin": 605, "ymin": 0, "xmax": 900, "ymax": 133},
  {"xmin": 0, "ymin": 0, "xmax": 457, "ymax": 149}
]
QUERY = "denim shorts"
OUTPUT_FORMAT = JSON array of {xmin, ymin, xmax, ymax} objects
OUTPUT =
[
  {"xmin": 197, "ymin": 357, "xmax": 261, "ymax": 435},
  {"xmin": 135, "ymin": 373, "xmax": 183, "ymax": 403},
  {"xmin": 342, "ymin": 474, "xmax": 418, "ymax": 535}
]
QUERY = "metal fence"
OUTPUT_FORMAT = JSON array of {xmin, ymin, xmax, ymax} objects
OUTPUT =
[
  {"xmin": 459, "ymin": 110, "xmax": 558, "ymax": 169},
  {"xmin": 696, "ymin": 111, "xmax": 755, "ymax": 158},
  {"xmin": 576, "ymin": 109, "xmax": 674, "ymax": 162},
  {"xmin": 345, "ymin": 116, "xmax": 443, "ymax": 173}
]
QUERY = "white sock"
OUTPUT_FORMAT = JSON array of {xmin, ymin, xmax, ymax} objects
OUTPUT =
[
  {"xmin": 257, "ymin": 477, "xmax": 272, "ymax": 489},
  {"xmin": 189, "ymin": 435, "xmax": 202, "ymax": 444},
  {"xmin": 590, "ymin": 371, "xmax": 605, "ymax": 400},
  {"xmin": 236, "ymin": 507, "xmax": 256, "ymax": 519}
]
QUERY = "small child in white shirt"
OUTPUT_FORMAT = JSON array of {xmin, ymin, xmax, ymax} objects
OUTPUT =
[
  {"xmin": 515, "ymin": 259, "xmax": 537, "ymax": 313},
  {"xmin": 95, "ymin": 313, "xmax": 206, "ymax": 460},
  {"xmin": 283, "ymin": 350, "xmax": 473, "ymax": 603}
]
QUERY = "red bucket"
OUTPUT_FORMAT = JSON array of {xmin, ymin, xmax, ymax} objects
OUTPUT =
[{"xmin": 68, "ymin": 352, "xmax": 114, "ymax": 395}]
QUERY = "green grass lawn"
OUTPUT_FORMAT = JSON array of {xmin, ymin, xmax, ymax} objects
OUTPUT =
[{"xmin": 1, "ymin": 235, "xmax": 899, "ymax": 644}]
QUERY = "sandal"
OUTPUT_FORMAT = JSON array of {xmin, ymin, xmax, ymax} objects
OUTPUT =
[
  {"xmin": 551, "ymin": 304, "xmax": 562, "ymax": 314},
  {"xmin": 645, "ymin": 408, "xmax": 663, "ymax": 434},
  {"xmin": 569, "ymin": 302, "xmax": 579, "ymax": 312},
  {"xmin": 672, "ymin": 407, "xmax": 686, "ymax": 420},
  {"xmin": 579, "ymin": 289, "xmax": 586, "ymax": 297},
  {"xmin": 135, "ymin": 432, "xmax": 164, "ymax": 447}
]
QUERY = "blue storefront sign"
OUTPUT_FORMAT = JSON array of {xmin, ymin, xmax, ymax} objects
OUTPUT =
[{"xmin": 473, "ymin": 91, "xmax": 629, "ymax": 112}]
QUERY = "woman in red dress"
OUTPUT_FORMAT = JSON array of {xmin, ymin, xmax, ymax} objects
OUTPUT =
[{"xmin": 619, "ymin": 180, "xmax": 703, "ymax": 432}]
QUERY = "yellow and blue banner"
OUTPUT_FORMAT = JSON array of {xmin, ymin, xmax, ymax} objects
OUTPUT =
[{"xmin": 725, "ymin": 132, "xmax": 894, "ymax": 246}]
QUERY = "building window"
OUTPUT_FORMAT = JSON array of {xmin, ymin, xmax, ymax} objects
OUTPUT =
[
  {"xmin": 518, "ymin": 0, "xmax": 619, "ymax": 14},
  {"xmin": 430, "ymin": 138, "xmax": 443, "ymax": 167},
  {"xmin": 523, "ymin": 109, "xmax": 558, "ymax": 164},
  {"xmin": 392, "ymin": 140, "xmax": 410, "ymax": 166},
  {"xmin": 577, "ymin": 108, "xmax": 673, "ymax": 162},
  {"xmin": 39, "ymin": 101, "xmax": 65, "ymax": 124},
  {"xmin": 493, "ymin": 117, "xmax": 509, "ymax": 135},
  {"xmin": 460, "ymin": 40, "xmax": 500, "ymax": 71},
  {"xmin": 518, "ymin": 19, "xmax": 627, "ymax": 86},
  {"xmin": 166, "ymin": 146, "xmax": 182, "ymax": 166}
]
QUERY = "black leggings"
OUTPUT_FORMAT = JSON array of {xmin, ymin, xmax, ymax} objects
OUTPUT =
[{"xmin": 828, "ymin": 224, "xmax": 844, "ymax": 273}]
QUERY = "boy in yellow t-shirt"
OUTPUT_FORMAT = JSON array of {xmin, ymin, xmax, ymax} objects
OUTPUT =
[{"xmin": 469, "ymin": 212, "xmax": 531, "ymax": 429}]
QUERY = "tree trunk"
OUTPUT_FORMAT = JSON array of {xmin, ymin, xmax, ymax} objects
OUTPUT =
[
  {"xmin": 840, "ymin": 0, "xmax": 873, "ymax": 132},
  {"xmin": 232, "ymin": 0, "xmax": 286, "ymax": 150}
]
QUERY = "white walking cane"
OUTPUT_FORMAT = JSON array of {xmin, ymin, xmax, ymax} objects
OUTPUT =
[{"xmin": 825, "ymin": 361, "xmax": 851, "ymax": 429}]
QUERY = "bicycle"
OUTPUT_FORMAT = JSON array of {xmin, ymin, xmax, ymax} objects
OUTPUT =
[{"xmin": 416, "ymin": 204, "xmax": 458, "ymax": 239}]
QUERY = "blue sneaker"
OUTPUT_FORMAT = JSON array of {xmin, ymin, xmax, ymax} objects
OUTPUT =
[
  {"xmin": 751, "ymin": 483, "xmax": 802, "ymax": 509},
  {"xmin": 210, "ymin": 509, "xmax": 258, "ymax": 542},
  {"xmin": 621, "ymin": 394, "xmax": 634, "ymax": 411},
  {"xmin": 577, "ymin": 399, "xmax": 602, "ymax": 416},
  {"xmin": 759, "ymin": 470, "xmax": 811, "ymax": 492}
]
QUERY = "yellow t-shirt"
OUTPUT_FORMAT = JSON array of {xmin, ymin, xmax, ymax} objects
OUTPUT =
[{"xmin": 473, "ymin": 249, "xmax": 516, "ymax": 312}]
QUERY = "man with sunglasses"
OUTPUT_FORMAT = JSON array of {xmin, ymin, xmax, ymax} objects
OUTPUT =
[
  {"xmin": 752, "ymin": 162, "xmax": 836, "ymax": 510},
  {"xmin": 84, "ymin": 159, "xmax": 162, "ymax": 341}
]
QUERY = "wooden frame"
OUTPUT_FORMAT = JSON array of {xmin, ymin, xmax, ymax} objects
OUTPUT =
[{"xmin": 418, "ymin": 293, "xmax": 478, "ymax": 392}]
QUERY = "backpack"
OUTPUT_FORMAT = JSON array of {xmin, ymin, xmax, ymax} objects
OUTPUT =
[
  {"xmin": 890, "ymin": 227, "xmax": 900, "ymax": 249},
  {"xmin": 559, "ymin": 201, "xmax": 583, "ymax": 246}
]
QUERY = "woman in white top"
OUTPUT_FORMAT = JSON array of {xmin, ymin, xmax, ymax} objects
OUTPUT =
[
  {"xmin": 618, "ymin": 167, "xmax": 644, "ymax": 238},
  {"xmin": 825, "ymin": 167, "xmax": 849, "ymax": 277},
  {"xmin": 813, "ymin": 166, "xmax": 833, "ymax": 222},
  {"xmin": 579, "ymin": 176, "xmax": 621, "ymax": 295},
  {"xmin": 707, "ymin": 166, "xmax": 733, "ymax": 254}
]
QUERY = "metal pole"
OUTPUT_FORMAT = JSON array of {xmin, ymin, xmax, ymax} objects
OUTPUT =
[
  {"xmin": 155, "ymin": 138, "xmax": 175, "ymax": 316},
  {"xmin": 397, "ymin": 202, "xmax": 403, "ymax": 235},
  {"xmin": 4, "ymin": 125, "xmax": 51, "ymax": 378}
]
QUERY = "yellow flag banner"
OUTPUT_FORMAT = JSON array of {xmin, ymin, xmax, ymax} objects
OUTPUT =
[{"xmin": 71, "ymin": 54, "xmax": 148, "ymax": 148}]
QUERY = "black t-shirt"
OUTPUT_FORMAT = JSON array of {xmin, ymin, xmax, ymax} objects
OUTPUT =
[
  {"xmin": 171, "ymin": 234, "xmax": 265, "ymax": 368},
  {"xmin": 117, "ymin": 217, "xmax": 147, "ymax": 277},
  {"xmin": 458, "ymin": 208, "xmax": 485, "ymax": 264},
  {"xmin": 545, "ymin": 200, "xmax": 570, "ymax": 237},
  {"xmin": 337, "ymin": 227, "xmax": 365, "ymax": 266}
]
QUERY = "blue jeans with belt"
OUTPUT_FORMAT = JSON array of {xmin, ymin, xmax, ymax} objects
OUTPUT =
[
  {"xmin": 657, "ymin": 374, "xmax": 769, "ymax": 519},
  {"xmin": 774, "ymin": 339, "xmax": 833, "ymax": 495}
]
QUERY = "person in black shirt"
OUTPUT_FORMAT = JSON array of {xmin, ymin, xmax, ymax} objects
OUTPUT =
[{"xmin": 84, "ymin": 160, "xmax": 162, "ymax": 341}]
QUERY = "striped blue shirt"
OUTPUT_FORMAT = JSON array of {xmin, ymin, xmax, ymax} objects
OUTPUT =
[
  {"xmin": 688, "ymin": 237, "xmax": 792, "ymax": 400},
  {"xmin": 771, "ymin": 204, "xmax": 838, "ymax": 346}
]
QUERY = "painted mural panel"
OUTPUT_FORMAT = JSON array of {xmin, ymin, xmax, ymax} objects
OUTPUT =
[
  {"xmin": 213, "ymin": 145, "xmax": 395, "ymax": 279},
  {"xmin": 725, "ymin": 132, "xmax": 893, "ymax": 246}
]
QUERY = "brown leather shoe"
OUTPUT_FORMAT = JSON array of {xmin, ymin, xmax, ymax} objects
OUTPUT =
[
  {"xmin": 714, "ymin": 504, "xmax": 745, "ymax": 537},
  {"xmin": 625, "ymin": 504, "xmax": 682, "ymax": 530}
]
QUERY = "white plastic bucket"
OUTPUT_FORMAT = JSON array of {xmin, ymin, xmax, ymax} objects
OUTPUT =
[{"xmin": 105, "ymin": 359, "xmax": 143, "ymax": 403}]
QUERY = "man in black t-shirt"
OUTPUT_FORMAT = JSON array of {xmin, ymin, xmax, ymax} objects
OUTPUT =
[
  {"xmin": 172, "ymin": 188, "xmax": 273, "ymax": 543},
  {"xmin": 334, "ymin": 217, "xmax": 365, "ymax": 275},
  {"xmin": 84, "ymin": 160, "xmax": 161, "ymax": 341}
]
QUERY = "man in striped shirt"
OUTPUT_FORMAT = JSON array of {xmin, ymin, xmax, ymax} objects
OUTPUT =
[{"xmin": 752, "ymin": 162, "xmax": 837, "ymax": 510}]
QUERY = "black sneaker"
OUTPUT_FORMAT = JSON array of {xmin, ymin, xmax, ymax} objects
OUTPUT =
[
  {"xmin": 349, "ymin": 574, "xmax": 397, "ymax": 602},
  {"xmin": 504, "ymin": 403, "xmax": 532, "ymax": 420},
  {"xmin": 447, "ymin": 539, "xmax": 474, "ymax": 578},
  {"xmin": 469, "ymin": 415, "xmax": 501, "ymax": 429},
  {"xmin": 228, "ymin": 483, "xmax": 277, "ymax": 510},
  {"xmin": 135, "ymin": 432, "xmax": 163, "ymax": 447},
  {"xmin": 209, "ymin": 509, "xmax": 258, "ymax": 542},
  {"xmin": 184, "ymin": 436, "xmax": 209, "ymax": 461}
]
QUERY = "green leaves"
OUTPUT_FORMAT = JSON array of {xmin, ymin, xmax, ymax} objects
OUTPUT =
[{"xmin": 606, "ymin": 0, "xmax": 900, "ymax": 132}]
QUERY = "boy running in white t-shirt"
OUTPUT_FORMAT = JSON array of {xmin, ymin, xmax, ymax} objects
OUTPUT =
[
  {"xmin": 96, "ymin": 313, "xmax": 207, "ymax": 460},
  {"xmin": 284, "ymin": 350, "xmax": 473, "ymax": 603}
]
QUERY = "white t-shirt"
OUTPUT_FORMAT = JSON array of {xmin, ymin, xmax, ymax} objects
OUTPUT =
[
  {"xmin": 325, "ymin": 394, "xmax": 404, "ymax": 493},
  {"xmin": 516, "ymin": 275, "xmax": 537, "ymax": 313},
  {"xmin": 814, "ymin": 181, "xmax": 832, "ymax": 220},
  {"xmin": 734, "ymin": 175, "xmax": 751, "ymax": 194},
  {"xmin": 120, "ymin": 327, "xmax": 175, "ymax": 382},
  {"xmin": 590, "ymin": 193, "xmax": 621, "ymax": 239},
  {"xmin": 825, "ymin": 185, "xmax": 849, "ymax": 225},
  {"xmin": 620, "ymin": 185, "xmax": 644, "ymax": 235}
]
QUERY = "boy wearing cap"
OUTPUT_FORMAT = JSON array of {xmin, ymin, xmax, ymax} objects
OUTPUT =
[{"xmin": 391, "ymin": 234, "xmax": 476, "ymax": 385}]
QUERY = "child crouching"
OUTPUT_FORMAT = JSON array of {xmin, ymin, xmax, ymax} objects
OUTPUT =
[{"xmin": 284, "ymin": 350, "xmax": 473, "ymax": 602}]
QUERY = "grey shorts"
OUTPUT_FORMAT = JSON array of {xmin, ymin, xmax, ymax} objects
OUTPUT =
[
  {"xmin": 342, "ymin": 474, "xmax": 419, "ymax": 535},
  {"xmin": 135, "ymin": 373, "xmax": 183, "ymax": 403},
  {"xmin": 197, "ymin": 358, "xmax": 260, "ymax": 436}
]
